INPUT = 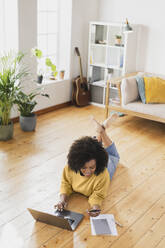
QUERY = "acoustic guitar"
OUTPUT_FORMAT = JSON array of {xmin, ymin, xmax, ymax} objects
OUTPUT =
[{"xmin": 72, "ymin": 47, "xmax": 90, "ymax": 106}]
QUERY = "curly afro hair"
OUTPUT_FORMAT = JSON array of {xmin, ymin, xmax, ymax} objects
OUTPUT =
[{"xmin": 67, "ymin": 136, "xmax": 108, "ymax": 175}]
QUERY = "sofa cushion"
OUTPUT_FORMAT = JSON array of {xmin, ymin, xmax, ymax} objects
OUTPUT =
[
  {"xmin": 144, "ymin": 77, "xmax": 165, "ymax": 103},
  {"xmin": 136, "ymin": 76, "xmax": 146, "ymax": 104},
  {"xmin": 123, "ymin": 101, "xmax": 165, "ymax": 119},
  {"xmin": 121, "ymin": 77, "xmax": 139, "ymax": 105}
]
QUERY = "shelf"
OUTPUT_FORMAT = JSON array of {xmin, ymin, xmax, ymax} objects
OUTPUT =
[
  {"xmin": 91, "ymin": 43, "xmax": 107, "ymax": 47},
  {"xmin": 90, "ymin": 80, "xmax": 106, "ymax": 87},
  {"xmin": 88, "ymin": 21, "xmax": 138, "ymax": 106},
  {"xmin": 90, "ymin": 82, "xmax": 119, "ymax": 89},
  {"xmin": 108, "ymin": 45, "xmax": 124, "ymax": 49},
  {"xmin": 90, "ymin": 64, "xmax": 123, "ymax": 71},
  {"xmin": 89, "ymin": 102, "xmax": 105, "ymax": 108},
  {"xmin": 107, "ymin": 65, "xmax": 123, "ymax": 70},
  {"xmin": 91, "ymin": 44, "xmax": 124, "ymax": 49},
  {"xmin": 90, "ymin": 63, "xmax": 106, "ymax": 68},
  {"xmin": 109, "ymin": 102, "xmax": 121, "ymax": 107},
  {"xmin": 110, "ymin": 86, "xmax": 118, "ymax": 90},
  {"xmin": 109, "ymin": 98, "xmax": 120, "ymax": 105}
]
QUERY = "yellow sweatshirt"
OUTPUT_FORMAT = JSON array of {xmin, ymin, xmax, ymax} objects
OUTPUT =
[{"xmin": 60, "ymin": 165, "xmax": 110, "ymax": 207}]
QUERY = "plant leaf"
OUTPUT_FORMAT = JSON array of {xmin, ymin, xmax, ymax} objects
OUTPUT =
[{"xmin": 45, "ymin": 58, "xmax": 52, "ymax": 67}]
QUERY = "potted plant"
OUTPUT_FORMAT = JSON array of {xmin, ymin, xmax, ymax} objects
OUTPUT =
[
  {"xmin": 0, "ymin": 51, "xmax": 28, "ymax": 141},
  {"xmin": 15, "ymin": 89, "xmax": 49, "ymax": 132},
  {"xmin": 31, "ymin": 48, "xmax": 43, "ymax": 84},
  {"xmin": 45, "ymin": 58, "xmax": 58, "ymax": 80},
  {"xmin": 59, "ymin": 70, "xmax": 65, "ymax": 80},
  {"xmin": 115, "ymin": 35, "xmax": 122, "ymax": 45}
]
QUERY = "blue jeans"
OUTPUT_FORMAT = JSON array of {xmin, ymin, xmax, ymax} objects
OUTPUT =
[{"xmin": 106, "ymin": 143, "xmax": 120, "ymax": 180}]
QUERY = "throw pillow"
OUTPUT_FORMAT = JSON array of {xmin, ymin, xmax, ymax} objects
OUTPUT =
[
  {"xmin": 136, "ymin": 76, "xmax": 146, "ymax": 104},
  {"xmin": 144, "ymin": 77, "xmax": 165, "ymax": 103},
  {"xmin": 121, "ymin": 77, "xmax": 139, "ymax": 105}
]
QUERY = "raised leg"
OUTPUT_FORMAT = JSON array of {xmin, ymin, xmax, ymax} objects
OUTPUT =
[
  {"xmin": 91, "ymin": 113, "xmax": 118, "ymax": 147},
  {"xmin": 91, "ymin": 114, "xmax": 120, "ymax": 180}
]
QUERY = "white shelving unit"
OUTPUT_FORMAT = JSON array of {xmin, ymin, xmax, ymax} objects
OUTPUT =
[{"xmin": 87, "ymin": 21, "xmax": 139, "ymax": 106}]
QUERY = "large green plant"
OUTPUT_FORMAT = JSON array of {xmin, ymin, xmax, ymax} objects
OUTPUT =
[
  {"xmin": 0, "ymin": 51, "xmax": 28, "ymax": 125},
  {"xmin": 15, "ymin": 90, "xmax": 49, "ymax": 117}
]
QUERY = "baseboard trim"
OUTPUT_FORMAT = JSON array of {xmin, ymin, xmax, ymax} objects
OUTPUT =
[{"xmin": 11, "ymin": 101, "xmax": 72, "ymax": 123}]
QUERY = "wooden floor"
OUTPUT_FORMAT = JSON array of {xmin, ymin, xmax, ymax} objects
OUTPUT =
[{"xmin": 0, "ymin": 105, "xmax": 165, "ymax": 248}]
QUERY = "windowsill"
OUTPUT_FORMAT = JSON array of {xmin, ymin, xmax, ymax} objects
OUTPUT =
[{"xmin": 36, "ymin": 78, "xmax": 70, "ymax": 86}]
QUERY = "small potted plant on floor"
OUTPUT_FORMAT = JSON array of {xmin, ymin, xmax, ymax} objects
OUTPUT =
[
  {"xmin": 0, "ymin": 51, "xmax": 28, "ymax": 140},
  {"xmin": 15, "ymin": 89, "xmax": 49, "ymax": 132}
]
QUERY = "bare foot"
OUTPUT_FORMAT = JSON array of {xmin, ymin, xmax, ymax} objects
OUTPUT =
[
  {"xmin": 102, "ymin": 113, "xmax": 118, "ymax": 129},
  {"xmin": 90, "ymin": 116, "xmax": 104, "ymax": 134},
  {"xmin": 90, "ymin": 116, "xmax": 105, "ymax": 142}
]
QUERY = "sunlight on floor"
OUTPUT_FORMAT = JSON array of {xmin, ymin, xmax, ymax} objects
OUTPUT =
[{"xmin": 0, "ymin": 223, "xmax": 24, "ymax": 248}]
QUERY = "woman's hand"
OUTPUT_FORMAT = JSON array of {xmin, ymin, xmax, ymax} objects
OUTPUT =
[
  {"xmin": 87, "ymin": 205, "xmax": 101, "ymax": 217},
  {"xmin": 54, "ymin": 194, "xmax": 68, "ymax": 211},
  {"xmin": 54, "ymin": 200, "xmax": 67, "ymax": 211}
]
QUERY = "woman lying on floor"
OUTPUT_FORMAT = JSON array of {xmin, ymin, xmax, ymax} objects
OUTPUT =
[{"xmin": 54, "ymin": 114, "xmax": 120, "ymax": 217}]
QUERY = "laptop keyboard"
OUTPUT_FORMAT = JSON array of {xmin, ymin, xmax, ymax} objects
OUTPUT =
[
  {"xmin": 66, "ymin": 218, "xmax": 75, "ymax": 225},
  {"xmin": 54, "ymin": 210, "xmax": 75, "ymax": 226}
]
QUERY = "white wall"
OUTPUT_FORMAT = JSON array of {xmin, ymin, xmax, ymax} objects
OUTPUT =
[
  {"xmin": 11, "ymin": 0, "xmax": 38, "ymax": 118},
  {"xmin": 98, "ymin": 0, "xmax": 165, "ymax": 75},
  {"xmin": 70, "ymin": 0, "xmax": 99, "ymax": 79},
  {"xmin": 0, "ymin": 0, "xmax": 18, "ymax": 51}
]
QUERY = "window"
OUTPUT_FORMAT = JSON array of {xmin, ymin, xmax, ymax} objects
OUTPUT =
[
  {"xmin": 0, "ymin": 0, "xmax": 18, "ymax": 52},
  {"xmin": 37, "ymin": 0, "xmax": 72, "ymax": 80}
]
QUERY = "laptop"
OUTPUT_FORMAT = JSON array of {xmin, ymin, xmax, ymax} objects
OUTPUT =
[{"xmin": 27, "ymin": 208, "xmax": 84, "ymax": 231}]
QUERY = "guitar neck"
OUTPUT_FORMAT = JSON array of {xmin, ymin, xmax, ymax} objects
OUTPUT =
[
  {"xmin": 79, "ymin": 56, "xmax": 83, "ymax": 83},
  {"xmin": 75, "ymin": 47, "xmax": 84, "ymax": 83}
]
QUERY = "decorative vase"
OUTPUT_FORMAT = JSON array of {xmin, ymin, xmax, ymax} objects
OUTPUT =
[
  {"xmin": 0, "ymin": 121, "xmax": 14, "ymax": 141},
  {"xmin": 19, "ymin": 113, "xmax": 36, "ymax": 132}
]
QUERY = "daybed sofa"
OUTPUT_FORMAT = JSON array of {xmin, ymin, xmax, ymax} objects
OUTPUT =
[{"xmin": 105, "ymin": 72, "xmax": 165, "ymax": 123}]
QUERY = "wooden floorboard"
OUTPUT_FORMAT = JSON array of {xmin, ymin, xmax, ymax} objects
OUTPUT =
[{"xmin": 0, "ymin": 105, "xmax": 165, "ymax": 247}]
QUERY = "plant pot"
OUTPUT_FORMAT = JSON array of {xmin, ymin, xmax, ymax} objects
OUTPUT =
[
  {"xmin": 59, "ymin": 70, "xmax": 65, "ymax": 80},
  {"xmin": 0, "ymin": 121, "xmax": 14, "ymax": 141},
  {"xmin": 19, "ymin": 113, "xmax": 36, "ymax": 132},
  {"xmin": 115, "ymin": 38, "xmax": 121, "ymax": 45},
  {"xmin": 37, "ymin": 75, "xmax": 43, "ymax": 84}
]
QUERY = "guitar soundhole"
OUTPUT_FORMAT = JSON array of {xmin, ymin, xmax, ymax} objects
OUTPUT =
[{"xmin": 81, "ymin": 83, "xmax": 88, "ymax": 91}]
